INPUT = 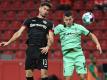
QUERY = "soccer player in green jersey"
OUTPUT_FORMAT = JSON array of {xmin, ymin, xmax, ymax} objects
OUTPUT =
[{"xmin": 54, "ymin": 11, "xmax": 102, "ymax": 80}]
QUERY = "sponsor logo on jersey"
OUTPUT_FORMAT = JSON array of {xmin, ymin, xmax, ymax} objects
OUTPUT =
[{"xmin": 30, "ymin": 23, "xmax": 47, "ymax": 29}]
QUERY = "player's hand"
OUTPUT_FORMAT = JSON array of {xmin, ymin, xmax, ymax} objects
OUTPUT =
[
  {"xmin": 96, "ymin": 44, "xmax": 102, "ymax": 54},
  {"xmin": 40, "ymin": 46, "xmax": 49, "ymax": 54},
  {"xmin": 0, "ymin": 42, "xmax": 9, "ymax": 46}
]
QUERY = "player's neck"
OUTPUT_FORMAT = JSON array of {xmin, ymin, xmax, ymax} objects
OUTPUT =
[
  {"xmin": 37, "ymin": 14, "xmax": 46, "ymax": 19},
  {"xmin": 64, "ymin": 23, "xmax": 74, "ymax": 27}
]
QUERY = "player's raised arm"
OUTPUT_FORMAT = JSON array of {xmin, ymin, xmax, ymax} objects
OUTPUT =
[
  {"xmin": 88, "ymin": 32, "xmax": 102, "ymax": 54},
  {"xmin": 0, "ymin": 26, "xmax": 26, "ymax": 46}
]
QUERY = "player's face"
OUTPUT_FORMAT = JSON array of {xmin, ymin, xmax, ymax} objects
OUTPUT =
[
  {"xmin": 39, "ymin": 6, "xmax": 50, "ymax": 17},
  {"xmin": 63, "ymin": 16, "xmax": 73, "ymax": 26}
]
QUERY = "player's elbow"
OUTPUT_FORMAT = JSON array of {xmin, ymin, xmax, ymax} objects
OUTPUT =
[
  {"xmin": 89, "ymin": 32, "xmax": 98, "ymax": 41},
  {"xmin": 89, "ymin": 33, "xmax": 95, "ymax": 38},
  {"xmin": 48, "ymin": 35, "xmax": 54, "ymax": 44},
  {"xmin": 50, "ymin": 37, "xmax": 54, "ymax": 44}
]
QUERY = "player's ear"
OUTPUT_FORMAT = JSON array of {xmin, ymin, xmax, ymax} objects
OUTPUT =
[
  {"xmin": 63, "ymin": 16, "xmax": 65, "ymax": 21},
  {"xmin": 71, "ymin": 16, "xmax": 74, "ymax": 20},
  {"xmin": 39, "ymin": 6, "xmax": 42, "ymax": 12},
  {"xmin": 39, "ymin": 7, "xmax": 40, "ymax": 11},
  {"xmin": 72, "ymin": 18, "xmax": 74, "ymax": 21}
]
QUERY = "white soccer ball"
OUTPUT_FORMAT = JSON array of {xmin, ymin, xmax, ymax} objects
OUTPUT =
[{"xmin": 82, "ymin": 12, "xmax": 94, "ymax": 25}]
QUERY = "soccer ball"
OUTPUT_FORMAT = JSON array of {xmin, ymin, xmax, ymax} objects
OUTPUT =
[{"xmin": 82, "ymin": 12, "xmax": 94, "ymax": 25}]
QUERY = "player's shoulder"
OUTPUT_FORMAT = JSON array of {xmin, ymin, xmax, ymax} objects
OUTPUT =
[
  {"xmin": 45, "ymin": 19, "xmax": 53, "ymax": 25},
  {"xmin": 56, "ymin": 24, "xmax": 64, "ymax": 28},
  {"xmin": 74, "ymin": 23, "xmax": 85, "ymax": 28},
  {"xmin": 57, "ymin": 24, "xmax": 64, "ymax": 26},
  {"xmin": 74, "ymin": 23, "xmax": 83, "ymax": 27},
  {"xmin": 24, "ymin": 17, "xmax": 35, "ymax": 21}
]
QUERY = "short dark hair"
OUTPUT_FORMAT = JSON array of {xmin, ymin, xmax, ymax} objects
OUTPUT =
[
  {"xmin": 64, "ymin": 11, "xmax": 72, "ymax": 17},
  {"xmin": 40, "ymin": 2, "xmax": 52, "ymax": 8}
]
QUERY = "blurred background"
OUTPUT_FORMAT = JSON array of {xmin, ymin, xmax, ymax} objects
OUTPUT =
[{"xmin": 0, "ymin": 0, "xmax": 107, "ymax": 80}]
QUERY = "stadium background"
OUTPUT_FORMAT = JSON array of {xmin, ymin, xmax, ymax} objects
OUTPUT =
[{"xmin": 0, "ymin": 0, "xmax": 107, "ymax": 80}]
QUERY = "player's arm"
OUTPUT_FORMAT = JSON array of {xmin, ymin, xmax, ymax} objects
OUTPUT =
[
  {"xmin": 0, "ymin": 26, "xmax": 26, "ymax": 46},
  {"xmin": 47, "ymin": 30, "xmax": 54, "ymax": 48},
  {"xmin": 40, "ymin": 30, "xmax": 54, "ymax": 54},
  {"xmin": 88, "ymin": 32, "xmax": 102, "ymax": 54}
]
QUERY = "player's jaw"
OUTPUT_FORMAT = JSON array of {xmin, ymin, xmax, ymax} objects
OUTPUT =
[{"xmin": 40, "ymin": 11, "xmax": 48, "ymax": 18}]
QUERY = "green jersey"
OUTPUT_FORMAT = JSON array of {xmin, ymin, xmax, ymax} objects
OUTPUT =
[{"xmin": 54, "ymin": 23, "xmax": 90, "ymax": 51}]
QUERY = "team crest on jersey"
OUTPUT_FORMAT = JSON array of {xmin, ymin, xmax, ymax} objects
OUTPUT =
[{"xmin": 43, "ymin": 20, "xmax": 47, "ymax": 24}]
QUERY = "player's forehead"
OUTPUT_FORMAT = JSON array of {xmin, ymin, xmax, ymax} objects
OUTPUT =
[
  {"xmin": 64, "ymin": 16, "xmax": 73, "ymax": 20},
  {"xmin": 40, "ymin": 5, "xmax": 50, "ymax": 10}
]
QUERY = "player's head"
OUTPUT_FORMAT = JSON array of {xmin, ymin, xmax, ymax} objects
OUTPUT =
[
  {"xmin": 39, "ymin": 2, "xmax": 52, "ymax": 17},
  {"xmin": 63, "ymin": 11, "xmax": 74, "ymax": 27}
]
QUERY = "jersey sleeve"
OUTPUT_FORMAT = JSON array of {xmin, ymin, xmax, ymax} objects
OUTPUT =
[
  {"xmin": 23, "ymin": 18, "xmax": 31, "ymax": 27},
  {"xmin": 48, "ymin": 22, "xmax": 54, "ymax": 31},
  {"xmin": 54, "ymin": 24, "xmax": 61, "ymax": 35},
  {"xmin": 79, "ymin": 25, "xmax": 90, "ymax": 36}
]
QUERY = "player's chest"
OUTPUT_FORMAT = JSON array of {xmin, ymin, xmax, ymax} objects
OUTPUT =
[
  {"xmin": 60, "ymin": 27, "xmax": 81, "ymax": 36},
  {"xmin": 29, "ymin": 19, "xmax": 48, "ymax": 30}
]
